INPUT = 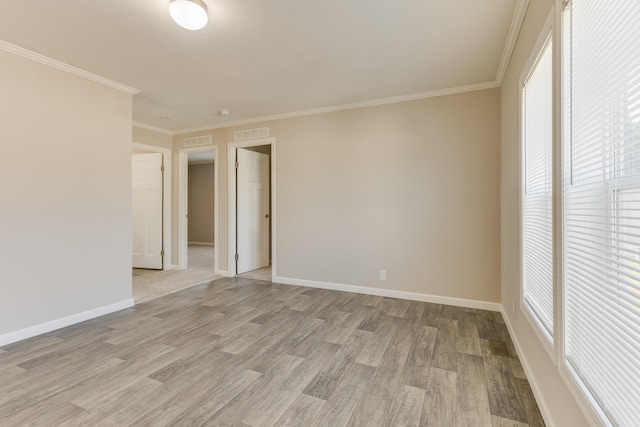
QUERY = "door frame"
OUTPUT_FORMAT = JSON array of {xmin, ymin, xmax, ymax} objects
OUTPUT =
[
  {"xmin": 178, "ymin": 145, "xmax": 219, "ymax": 272},
  {"xmin": 228, "ymin": 137, "xmax": 276, "ymax": 278},
  {"xmin": 132, "ymin": 142, "xmax": 172, "ymax": 270}
]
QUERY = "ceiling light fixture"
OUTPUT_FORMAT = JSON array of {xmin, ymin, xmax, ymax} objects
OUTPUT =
[{"xmin": 169, "ymin": 0, "xmax": 208, "ymax": 31}]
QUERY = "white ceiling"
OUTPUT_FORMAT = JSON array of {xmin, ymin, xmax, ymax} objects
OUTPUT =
[{"xmin": 0, "ymin": 0, "xmax": 527, "ymax": 133}]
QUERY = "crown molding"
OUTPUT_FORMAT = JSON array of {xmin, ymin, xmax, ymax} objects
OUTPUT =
[
  {"xmin": 132, "ymin": 121, "xmax": 174, "ymax": 135},
  {"xmin": 0, "ymin": 39, "xmax": 140, "ymax": 95},
  {"xmin": 173, "ymin": 80, "xmax": 500, "ymax": 135},
  {"xmin": 495, "ymin": 0, "xmax": 530, "ymax": 85}
]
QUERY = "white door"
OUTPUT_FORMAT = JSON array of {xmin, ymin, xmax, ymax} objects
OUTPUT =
[
  {"xmin": 132, "ymin": 153, "xmax": 163, "ymax": 269},
  {"xmin": 237, "ymin": 148, "xmax": 270, "ymax": 274}
]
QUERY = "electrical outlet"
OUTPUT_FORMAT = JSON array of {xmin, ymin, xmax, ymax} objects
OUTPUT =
[{"xmin": 379, "ymin": 270, "xmax": 387, "ymax": 280}]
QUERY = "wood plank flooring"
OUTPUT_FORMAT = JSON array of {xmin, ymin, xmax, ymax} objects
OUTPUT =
[{"xmin": 0, "ymin": 277, "xmax": 545, "ymax": 426}]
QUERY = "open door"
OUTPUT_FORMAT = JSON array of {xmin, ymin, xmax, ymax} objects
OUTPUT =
[
  {"xmin": 236, "ymin": 148, "xmax": 270, "ymax": 274},
  {"xmin": 132, "ymin": 153, "xmax": 163, "ymax": 269}
]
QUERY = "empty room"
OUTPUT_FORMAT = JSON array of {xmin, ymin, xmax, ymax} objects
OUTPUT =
[{"xmin": 0, "ymin": 0, "xmax": 638, "ymax": 426}]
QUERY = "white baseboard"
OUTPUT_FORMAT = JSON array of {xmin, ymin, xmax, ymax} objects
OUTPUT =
[
  {"xmin": 274, "ymin": 275, "xmax": 501, "ymax": 312},
  {"xmin": 501, "ymin": 308, "xmax": 555, "ymax": 427},
  {"xmin": 0, "ymin": 299, "xmax": 134, "ymax": 347},
  {"xmin": 188, "ymin": 242, "xmax": 214, "ymax": 246}
]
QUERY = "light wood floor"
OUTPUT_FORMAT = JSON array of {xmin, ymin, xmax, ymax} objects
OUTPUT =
[{"xmin": 0, "ymin": 277, "xmax": 545, "ymax": 426}]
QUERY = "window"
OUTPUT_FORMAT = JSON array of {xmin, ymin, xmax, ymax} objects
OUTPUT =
[
  {"xmin": 521, "ymin": 33, "xmax": 554, "ymax": 344},
  {"xmin": 563, "ymin": 0, "xmax": 640, "ymax": 425}
]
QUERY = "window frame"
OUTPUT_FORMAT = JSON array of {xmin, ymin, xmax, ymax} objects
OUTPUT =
[
  {"xmin": 519, "ymin": 11, "xmax": 557, "ymax": 362},
  {"xmin": 557, "ymin": 0, "xmax": 640, "ymax": 425}
]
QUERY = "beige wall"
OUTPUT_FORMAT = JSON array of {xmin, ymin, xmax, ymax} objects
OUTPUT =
[
  {"xmin": 0, "ymin": 49, "xmax": 133, "ymax": 338},
  {"xmin": 132, "ymin": 125, "xmax": 172, "ymax": 149},
  {"xmin": 500, "ymin": 0, "xmax": 589, "ymax": 425},
  {"xmin": 188, "ymin": 163, "xmax": 214, "ymax": 244},
  {"xmin": 176, "ymin": 88, "xmax": 501, "ymax": 303}
]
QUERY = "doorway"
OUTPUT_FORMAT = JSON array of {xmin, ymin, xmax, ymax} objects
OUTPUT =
[
  {"xmin": 178, "ymin": 145, "xmax": 219, "ymax": 273},
  {"xmin": 132, "ymin": 143, "xmax": 223, "ymax": 304},
  {"xmin": 187, "ymin": 152, "xmax": 215, "ymax": 272},
  {"xmin": 228, "ymin": 138, "xmax": 276, "ymax": 280}
]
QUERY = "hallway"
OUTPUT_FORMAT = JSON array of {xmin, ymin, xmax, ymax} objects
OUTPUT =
[{"xmin": 132, "ymin": 245, "xmax": 220, "ymax": 303}]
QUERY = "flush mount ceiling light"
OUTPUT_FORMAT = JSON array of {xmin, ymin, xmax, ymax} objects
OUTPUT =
[{"xmin": 169, "ymin": 0, "xmax": 208, "ymax": 31}]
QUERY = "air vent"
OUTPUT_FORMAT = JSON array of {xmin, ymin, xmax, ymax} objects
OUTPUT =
[
  {"xmin": 184, "ymin": 135, "xmax": 212, "ymax": 147},
  {"xmin": 234, "ymin": 127, "xmax": 269, "ymax": 141}
]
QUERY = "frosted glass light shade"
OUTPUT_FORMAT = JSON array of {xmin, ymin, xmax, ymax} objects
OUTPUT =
[{"xmin": 169, "ymin": 0, "xmax": 208, "ymax": 31}]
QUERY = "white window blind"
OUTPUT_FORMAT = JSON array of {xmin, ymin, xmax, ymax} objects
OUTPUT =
[
  {"xmin": 563, "ymin": 0, "xmax": 640, "ymax": 425},
  {"xmin": 522, "ymin": 36, "xmax": 554, "ymax": 340}
]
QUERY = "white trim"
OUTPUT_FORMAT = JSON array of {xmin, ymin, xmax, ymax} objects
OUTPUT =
[
  {"xmin": 188, "ymin": 241, "xmax": 214, "ymax": 246},
  {"xmin": 0, "ymin": 299, "xmax": 134, "ymax": 347},
  {"xmin": 0, "ymin": 40, "xmax": 139, "ymax": 95},
  {"xmin": 521, "ymin": 301, "xmax": 555, "ymax": 361},
  {"xmin": 518, "ymin": 9, "xmax": 556, "ymax": 364},
  {"xmin": 554, "ymin": 1, "xmax": 599, "ymax": 424},
  {"xmin": 520, "ymin": 13, "xmax": 554, "ymax": 88},
  {"xmin": 132, "ymin": 121, "xmax": 173, "ymax": 135},
  {"xmin": 502, "ymin": 308, "xmax": 556, "ymax": 427},
  {"xmin": 178, "ymin": 145, "xmax": 219, "ymax": 273},
  {"xmin": 552, "ymin": 0, "xmax": 565, "ymax": 371},
  {"xmin": 275, "ymin": 275, "xmax": 502, "ymax": 312},
  {"xmin": 228, "ymin": 138, "xmax": 277, "ymax": 279},
  {"xmin": 555, "ymin": 3, "xmax": 616, "ymax": 426},
  {"xmin": 169, "ymin": 264, "xmax": 179, "ymax": 270},
  {"xmin": 558, "ymin": 364, "xmax": 610, "ymax": 427},
  {"xmin": 496, "ymin": 0, "xmax": 531, "ymax": 85},
  {"xmin": 176, "ymin": 82, "xmax": 499, "ymax": 135},
  {"xmin": 132, "ymin": 142, "xmax": 173, "ymax": 271},
  {"xmin": 178, "ymin": 153, "xmax": 189, "ymax": 270}
]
